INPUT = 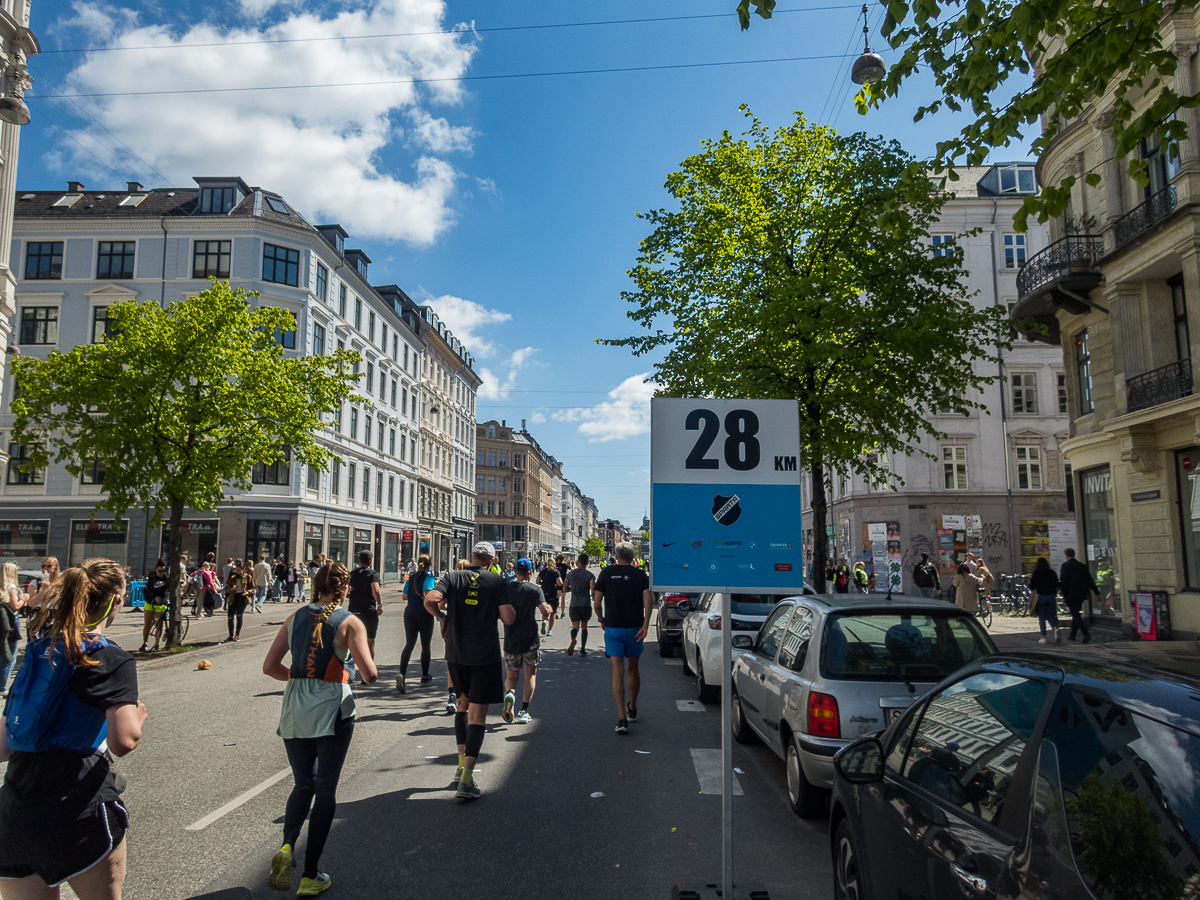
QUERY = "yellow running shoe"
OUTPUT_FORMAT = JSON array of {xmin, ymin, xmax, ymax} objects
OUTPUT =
[
  {"xmin": 297, "ymin": 872, "xmax": 332, "ymax": 896},
  {"xmin": 266, "ymin": 844, "xmax": 292, "ymax": 891}
]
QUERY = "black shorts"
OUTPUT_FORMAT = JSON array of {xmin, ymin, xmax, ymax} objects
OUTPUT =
[
  {"xmin": 446, "ymin": 661, "xmax": 505, "ymax": 706},
  {"xmin": 569, "ymin": 606, "xmax": 592, "ymax": 623},
  {"xmin": 352, "ymin": 610, "xmax": 379, "ymax": 639},
  {"xmin": 0, "ymin": 797, "xmax": 128, "ymax": 887}
]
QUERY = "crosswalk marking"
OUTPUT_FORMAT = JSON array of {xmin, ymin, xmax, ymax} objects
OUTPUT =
[{"xmin": 690, "ymin": 748, "xmax": 744, "ymax": 795}]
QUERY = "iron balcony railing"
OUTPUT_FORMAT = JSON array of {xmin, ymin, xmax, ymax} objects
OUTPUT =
[
  {"xmin": 1126, "ymin": 358, "xmax": 1193, "ymax": 412},
  {"xmin": 1114, "ymin": 185, "xmax": 1178, "ymax": 248},
  {"xmin": 1014, "ymin": 234, "xmax": 1106, "ymax": 300}
]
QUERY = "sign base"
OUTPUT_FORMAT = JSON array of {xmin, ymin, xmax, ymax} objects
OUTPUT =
[{"xmin": 672, "ymin": 886, "xmax": 770, "ymax": 900}]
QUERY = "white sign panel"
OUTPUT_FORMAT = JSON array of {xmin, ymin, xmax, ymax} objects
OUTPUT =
[{"xmin": 867, "ymin": 523, "xmax": 887, "ymax": 541}]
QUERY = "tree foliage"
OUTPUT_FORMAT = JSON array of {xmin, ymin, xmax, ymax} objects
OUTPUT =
[
  {"xmin": 10, "ymin": 281, "xmax": 359, "ymax": 644},
  {"xmin": 584, "ymin": 535, "xmax": 607, "ymax": 559},
  {"xmin": 604, "ymin": 110, "xmax": 1010, "ymax": 588}
]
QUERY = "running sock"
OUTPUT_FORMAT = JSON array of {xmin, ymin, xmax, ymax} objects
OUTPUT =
[
  {"xmin": 454, "ymin": 712, "xmax": 467, "ymax": 747},
  {"xmin": 460, "ymin": 765, "xmax": 474, "ymax": 786},
  {"xmin": 458, "ymin": 752, "xmax": 466, "ymax": 770},
  {"xmin": 580, "ymin": 629, "xmax": 588, "ymax": 648},
  {"xmin": 521, "ymin": 701, "xmax": 529, "ymax": 712},
  {"xmin": 570, "ymin": 627, "xmax": 579, "ymax": 641},
  {"xmin": 465, "ymin": 723, "xmax": 485, "ymax": 759}
]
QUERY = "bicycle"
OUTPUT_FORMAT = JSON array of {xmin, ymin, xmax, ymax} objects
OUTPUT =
[{"xmin": 975, "ymin": 598, "xmax": 993, "ymax": 630}]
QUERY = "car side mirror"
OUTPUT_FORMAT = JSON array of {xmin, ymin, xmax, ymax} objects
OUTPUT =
[
  {"xmin": 732, "ymin": 634, "xmax": 753, "ymax": 649},
  {"xmin": 676, "ymin": 599, "xmax": 694, "ymax": 612},
  {"xmin": 835, "ymin": 737, "xmax": 884, "ymax": 785}
]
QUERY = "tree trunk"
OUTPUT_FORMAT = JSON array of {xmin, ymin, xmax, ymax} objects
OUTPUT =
[
  {"xmin": 165, "ymin": 497, "xmax": 186, "ymax": 648},
  {"xmin": 809, "ymin": 453, "xmax": 828, "ymax": 593}
]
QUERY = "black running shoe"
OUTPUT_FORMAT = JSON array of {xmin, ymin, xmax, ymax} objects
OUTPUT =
[
  {"xmin": 615, "ymin": 719, "xmax": 628, "ymax": 734},
  {"xmin": 627, "ymin": 703, "xmax": 638, "ymax": 722}
]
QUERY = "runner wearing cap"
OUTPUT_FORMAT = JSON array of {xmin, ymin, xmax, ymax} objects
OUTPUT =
[
  {"xmin": 424, "ymin": 541, "xmax": 514, "ymax": 801},
  {"xmin": 501, "ymin": 558, "xmax": 552, "ymax": 724}
]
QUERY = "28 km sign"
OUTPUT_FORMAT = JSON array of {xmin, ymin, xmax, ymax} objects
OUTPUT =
[{"xmin": 651, "ymin": 398, "xmax": 804, "ymax": 593}]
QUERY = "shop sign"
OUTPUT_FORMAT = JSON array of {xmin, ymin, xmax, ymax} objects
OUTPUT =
[
  {"xmin": 176, "ymin": 521, "xmax": 218, "ymax": 535},
  {"xmin": 0, "ymin": 521, "xmax": 48, "ymax": 538},
  {"xmin": 402, "ymin": 530, "xmax": 414, "ymax": 541},
  {"xmin": 305, "ymin": 523, "xmax": 324, "ymax": 539},
  {"xmin": 74, "ymin": 520, "xmax": 124, "ymax": 535},
  {"xmin": 355, "ymin": 528, "xmax": 372, "ymax": 543},
  {"xmin": 493, "ymin": 542, "xmax": 506, "ymax": 551},
  {"xmin": 1131, "ymin": 490, "xmax": 1161, "ymax": 502}
]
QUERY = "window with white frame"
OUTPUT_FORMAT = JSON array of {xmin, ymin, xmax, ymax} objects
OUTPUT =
[
  {"xmin": 1057, "ymin": 372, "xmax": 1067, "ymax": 414},
  {"xmin": 1010, "ymin": 372, "xmax": 1038, "ymax": 414},
  {"xmin": 867, "ymin": 450, "xmax": 890, "ymax": 492},
  {"xmin": 1015, "ymin": 445, "xmax": 1042, "ymax": 490},
  {"xmin": 931, "ymin": 234, "xmax": 955, "ymax": 257},
  {"xmin": 937, "ymin": 391, "xmax": 964, "ymax": 415},
  {"xmin": 1003, "ymin": 233, "xmax": 1026, "ymax": 269},
  {"xmin": 942, "ymin": 445, "xmax": 968, "ymax": 490}
]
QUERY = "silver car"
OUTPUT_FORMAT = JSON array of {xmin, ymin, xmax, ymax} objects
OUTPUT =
[{"xmin": 730, "ymin": 593, "xmax": 996, "ymax": 818}]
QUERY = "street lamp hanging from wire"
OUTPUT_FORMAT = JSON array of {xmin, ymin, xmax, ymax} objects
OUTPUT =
[{"xmin": 850, "ymin": 3, "xmax": 885, "ymax": 85}]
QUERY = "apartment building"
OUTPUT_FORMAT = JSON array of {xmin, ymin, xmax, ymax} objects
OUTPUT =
[
  {"xmin": 0, "ymin": 177, "xmax": 426, "ymax": 581},
  {"xmin": 801, "ymin": 164, "xmax": 1070, "ymax": 591},
  {"xmin": 561, "ymin": 479, "xmax": 586, "ymax": 554}
]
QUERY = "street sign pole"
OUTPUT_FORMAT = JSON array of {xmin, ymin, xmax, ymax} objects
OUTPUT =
[{"xmin": 722, "ymin": 590, "xmax": 733, "ymax": 900}]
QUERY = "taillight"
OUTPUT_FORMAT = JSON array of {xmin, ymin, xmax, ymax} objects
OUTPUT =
[
  {"xmin": 663, "ymin": 594, "xmax": 688, "ymax": 606},
  {"xmin": 807, "ymin": 691, "xmax": 840, "ymax": 738},
  {"xmin": 707, "ymin": 615, "xmax": 722, "ymax": 630}
]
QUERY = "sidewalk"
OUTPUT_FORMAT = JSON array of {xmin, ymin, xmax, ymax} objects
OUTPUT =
[{"xmin": 986, "ymin": 611, "xmax": 1200, "ymax": 682}]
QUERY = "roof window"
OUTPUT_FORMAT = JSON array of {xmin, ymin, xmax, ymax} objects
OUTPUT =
[
  {"xmin": 265, "ymin": 196, "xmax": 290, "ymax": 215},
  {"xmin": 999, "ymin": 165, "xmax": 1036, "ymax": 194},
  {"xmin": 52, "ymin": 194, "xmax": 82, "ymax": 208},
  {"xmin": 118, "ymin": 194, "xmax": 147, "ymax": 207}
]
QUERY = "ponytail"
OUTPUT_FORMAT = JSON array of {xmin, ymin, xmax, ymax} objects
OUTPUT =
[
  {"xmin": 311, "ymin": 562, "xmax": 350, "ymax": 650},
  {"xmin": 31, "ymin": 557, "xmax": 124, "ymax": 667}
]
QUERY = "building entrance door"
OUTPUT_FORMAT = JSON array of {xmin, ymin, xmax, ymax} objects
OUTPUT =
[{"xmin": 246, "ymin": 519, "xmax": 291, "ymax": 567}]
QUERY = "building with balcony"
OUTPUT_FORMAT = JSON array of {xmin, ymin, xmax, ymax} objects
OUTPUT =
[
  {"xmin": 1010, "ymin": 8, "xmax": 1200, "ymax": 635},
  {"xmin": 801, "ymin": 164, "xmax": 1070, "ymax": 590},
  {"xmin": 0, "ymin": 178, "xmax": 426, "ymax": 581}
]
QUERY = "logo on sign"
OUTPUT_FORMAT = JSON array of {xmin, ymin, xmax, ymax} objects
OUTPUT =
[
  {"xmin": 775, "ymin": 563, "xmax": 792, "ymax": 572},
  {"xmin": 711, "ymin": 494, "xmax": 742, "ymax": 526}
]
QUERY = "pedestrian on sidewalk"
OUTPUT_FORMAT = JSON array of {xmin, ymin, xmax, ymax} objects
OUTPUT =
[
  {"xmin": 253, "ymin": 554, "xmax": 272, "ymax": 613},
  {"xmin": 1029, "ymin": 557, "xmax": 1062, "ymax": 644},
  {"xmin": 0, "ymin": 557, "xmax": 147, "ymax": 899},
  {"xmin": 423, "ymin": 542, "xmax": 514, "ymax": 802},
  {"xmin": 503, "ymin": 561, "xmax": 516, "ymax": 583},
  {"xmin": 536, "ymin": 561, "xmax": 562, "ymax": 638},
  {"xmin": 195, "ymin": 562, "xmax": 220, "ymax": 618},
  {"xmin": 397, "ymin": 554, "xmax": 436, "ymax": 694},
  {"xmin": 222, "ymin": 556, "xmax": 236, "ymax": 585},
  {"xmin": 593, "ymin": 541, "xmax": 652, "ymax": 734},
  {"xmin": 952, "ymin": 564, "xmax": 985, "ymax": 615},
  {"xmin": 502, "ymin": 558, "xmax": 552, "ymax": 725},
  {"xmin": 1059, "ymin": 548, "xmax": 1096, "ymax": 643},
  {"xmin": 566, "ymin": 553, "xmax": 595, "ymax": 657},
  {"xmin": 0, "ymin": 563, "xmax": 25, "ymax": 694},
  {"xmin": 139, "ymin": 559, "xmax": 170, "ymax": 652},
  {"xmin": 272, "ymin": 557, "xmax": 287, "ymax": 603},
  {"xmin": 262, "ymin": 562, "xmax": 376, "ymax": 896},
  {"xmin": 346, "ymin": 552, "xmax": 383, "ymax": 681},
  {"xmin": 912, "ymin": 553, "xmax": 939, "ymax": 599},
  {"xmin": 307, "ymin": 554, "xmax": 326, "ymax": 603},
  {"xmin": 853, "ymin": 562, "xmax": 869, "ymax": 594},
  {"xmin": 284, "ymin": 560, "xmax": 299, "ymax": 603},
  {"xmin": 223, "ymin": 563, "xmax": 253, "ymax": 642},
  {"xmin": 833, "ymin": 558, "xmax": 851, "ymax": 593}
]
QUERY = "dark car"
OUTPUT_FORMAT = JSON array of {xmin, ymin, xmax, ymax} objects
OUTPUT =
[
  {"xmin": 830, "ymin": 653, "xmax": 1200, "ymax": 900},
  {"xmin": 656, "ymin": 592, "xmax": 692, "ymax": 658}
]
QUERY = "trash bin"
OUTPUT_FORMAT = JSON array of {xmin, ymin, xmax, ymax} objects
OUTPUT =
[
  {"xmin": 1132, "ymin": 590, "xmax": 1172, "ymax": 640},
  {"xmin": 129, "ymin": 579, "xmax": 146, "ymax": 609}
]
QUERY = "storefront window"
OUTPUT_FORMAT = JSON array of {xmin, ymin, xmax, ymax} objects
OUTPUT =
[
  {"xmin": 328, "ymin": 525, "xmax": 350, "ymax": 564},
  {"xmin": 304, "ymin": 523, "xmax": 324, "ymax": 563},
  {"xmin": 0, "ymin": 520, "xmax": 49, "ymax": 565},
  {"xmin": 353, "ymin": 527, "xmax": 372, "ymax": 563},
  {"xmin": 1176, "ymin": 449, "xmax": 1200, "ymax": 589},
  {"xmin": 69, "ymin": 519, "xmax": 130, "ymax": 568},
  {"xmin": 245, "ymin": 519, "xmax": 290, "ymax": 568},
  {"xmin": 383, "ymin": 531, "xmax": 400, "ymax": 583},
  {"xmin": 159, "ymin": 520, "xmax": 218, "ymax": 566},
  {"xmin": 1079, "ymin": 465, "xmax": 1121, "ymax": 618}
]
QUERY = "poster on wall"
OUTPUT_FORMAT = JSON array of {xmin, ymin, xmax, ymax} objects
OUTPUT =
[
  {"xmin": 1020, "ymin": 520, "xmax": 1050, "ymax": 574},
  {"xmin": 886, "ymin": 523, "xmax": 903, "ymax": 591},
  {"xmin": 937, "ymin": 528, "xmax": 955, "ymax": 573},
  {"xmin": 1047, "ymin": 519, "xmax": 1078, "ymax": 568},
  {"xmin": 872, "ymin": 540, "xmax": 888, "ymax": 591}
]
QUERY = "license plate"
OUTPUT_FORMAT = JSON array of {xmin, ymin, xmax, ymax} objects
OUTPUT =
[{"xmin": 885, "ymin": 707, "xmax": 906, "ymax": 725}]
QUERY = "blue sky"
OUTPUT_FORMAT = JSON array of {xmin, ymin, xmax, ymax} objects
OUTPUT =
[{"xmin": 22, "ymin": 0, "xmax": 1035, "ymax": 528}]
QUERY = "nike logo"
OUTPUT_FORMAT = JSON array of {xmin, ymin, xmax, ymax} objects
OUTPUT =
[{"xmin": 662, "ymin": 541, "xmax": 676, "ymax": 547}]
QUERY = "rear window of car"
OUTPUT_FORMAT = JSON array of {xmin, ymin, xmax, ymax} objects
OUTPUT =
[
  {"xmin": 821, "ymin": 611, "xmax": 995, "ymax": 682},
  {"xmin": 728, "ymin": 594, "xmax": 790, "ymax": 616}
]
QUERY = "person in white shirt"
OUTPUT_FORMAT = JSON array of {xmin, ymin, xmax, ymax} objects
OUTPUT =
[{"xmin": 253, "ymin": 554, "xmax": 273, "ymax": 614}]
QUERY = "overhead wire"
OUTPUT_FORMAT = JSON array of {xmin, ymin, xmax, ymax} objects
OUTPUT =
[
  {"xmin": 829, "ymin": 4, "xmax": 887, "ymax": 129},
  {"xmin": 815, "ymin": 11, "xmax": 864, "ymax": 125}
]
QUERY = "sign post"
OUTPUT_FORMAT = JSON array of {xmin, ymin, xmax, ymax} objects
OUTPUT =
[{"xmin": 652, "ymin": 398, "xmax": 802, "ymax": 899}]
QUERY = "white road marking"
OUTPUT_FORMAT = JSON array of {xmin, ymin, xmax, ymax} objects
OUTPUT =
[
  {"xmin": 677, "ymin": 700, "xmax": 706, "ymax": 712},
  {"xmin": 185, "ymin": 768, "xmax": 292, "ymax": 831},
  {"xmin": 690, "ymin": 748, "xmax": 744, "ymax": 796},
  {"xmin": 663, "ymin": 658, "xmax": 683, "ymax": 666}
]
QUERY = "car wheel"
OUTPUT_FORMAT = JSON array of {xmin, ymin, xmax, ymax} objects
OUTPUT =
[
  {"xmin": 696, "ymin": 658, "xmax": 719, "ymax": 704},
  {"xmin": 834, "ymin": 818, "xmax": 864, "ymax": 900},
  {"xmin": 731, "ymin": 689, "xmax": 757, "ymax": 744},
  {"xmin": 659, "ymin": 640, "xmax": 674, "ymax": 658},
  {"xmin": 786, "ymin": 736, "xmax": 824, "ymax": 818},
  {"xmin": 681, "ymin": 647, "xmax": 694, "ymax": 675}
]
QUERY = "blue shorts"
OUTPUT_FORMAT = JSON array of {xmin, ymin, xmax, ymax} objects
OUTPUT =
[{"xmin": 604, "ymin": 626, "xmax": 644, "ymax": 658}]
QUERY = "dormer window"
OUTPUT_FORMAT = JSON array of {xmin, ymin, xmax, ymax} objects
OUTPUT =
[
  {"xmin": 200, "ymin": 187, "xmax": 237, "ymax": 214},
  {"xmin": 999, "ymin": 165, "xmax": 1036, "ymax": 194}
]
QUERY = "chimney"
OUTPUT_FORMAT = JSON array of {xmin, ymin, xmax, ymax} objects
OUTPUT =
[
  {"xmin": 522, "ymin": 419, "xmax": 526, "ymax": 430},
  {"xmin": 126, "ymin": 181, "xmax": 143, "ymax": 193},
  {"xmin": 67, "ymin": 181, "xmax": 85, "ymax": 192},
  {"xmin": 501, "ymin": 420, "xmax": 506, "ymax": 427}
]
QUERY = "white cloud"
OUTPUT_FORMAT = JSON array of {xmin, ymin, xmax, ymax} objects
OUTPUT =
[
  {"xmin": 52, "ymin": 0, "xmax": 479, "ymax": 245},
  {"xmin": 423, "ymin": 294, "xmax": 511, "ymax": 357},
  {"xmin": 555, "ymin": 373, "xmax": 657, "ymax": 442},
  {"xmin": 478, "ymin": 347, "xmax": 536, "ymax": 400},
  {"xmin": 530, "ymin": 411, "xmax": 546, "ymax": 425}
]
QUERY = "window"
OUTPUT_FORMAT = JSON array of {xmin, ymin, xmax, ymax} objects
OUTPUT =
[
  {"xmin": 193, "ymin": 240, "xmax": 231, "ymax": 279},
  {"xmin": 488, "ymin": 425, "xmax": 497, "ymax": 439},
  {"xmin": 390, "ymin": 379, "xmax": 397, "ymax": 408},
  {"xmin": 942, "ymin": 445, "xmax": 968, "ymax": 490},
  {"xmin": 402, "ymin": 388, "xmax": 408, "ymax": 417},
  {"xmin": 339, "ymin": 284, "xmax": 347, "ymax": 318},
  {"xmin": 92, "ymin": 306, "xmax": 112, "ymax": 344},
  {"xmin": 931, "ymin": 234, "xmax": 955, "ymax": 257},
  {"xmin": 389, "ymin": 428, "xmax": 396, "ymax": 456},
  {"xmin": 487, "ymin": 475, "xmax": 496, "ymax": 492},
  {"xmin": 1171, "ymin": 274, "xmax": 1190, "ymax": 362},
  {"xmin": 488, "ymin": 451, "xmax": 496, "ymax": 467},
  {"xmin": 369, "ymin": 311, "xmax": 376, "ymax": 343},
  {"xmin": 362, "ymin": 467, "xmax": 369, "ymax": 503},
  {"xmin": 1142, "ymin": 131, "xmax": 1181, "ymax": 199},
  {"xmin": 252, "ymin": 448, "xmax": 291, "ymax": 485},
  {"xmin": 376, "ymin": 472, "xmax": 383, "ymax": 510},
  {"xmin": 1015, "ymin": 446, "xmax": 1042, "ymax": 490},
  {"xmin": 348, "ymin": 463, "xmax": 356, "ymax": 501},
  {"xmin": 777, "ymin": 608, "xmax": 814, "ymax": 671},
  {"xmin": 313, "ymin": 323, "xmax": 326, "ymax": 356},
  {"xmin": 307, "ymin": 464, "xmax": 319, "ymax": 491},
  {"xmin": 331, "ymin": 459, "xmax": 341, "ymax": 496},
  {"xmin": 898, "ymin": 672, "xmax": 1047, "ymax": 825},
  {"xmin": 1003, "ymin": 233, "xmax": 1026, "ymax": 269},
  {"xmin": 1076, "ymin": 330, "xmax": 1094, "ymax": 414},
  {"xmin": 392, "ymin": 335, "xmax": 398, "ymax": 361},
  {"xmin": 498, "ymin": 501, "xmax": 506, "ymax": 516},
  {"xmin": 97, "ymin": 241, "xmax": 135, "ymax": 279},
  {"xmin": 265, "ymin": 196, "xmax": 289, "ymax": 215},
  {"xmin": 499, "ymin": 452, "xmax": 507, "ymax": 467},
  {"xmin": 364, "ymin": 416, "xmax": 372, "ymax": 447},
  {"xmin": 354, "ymin": 298, "xmax": 362, "ymax": 331},
  {"xmin": 754, "ymin": 605, "xmax": 793, "ymax": 660},
  {"xmin": 273, "ymin": 311, "xmax": 296, "ymax": 349},
  {"xmin": 1057, "ymin": 372, "xmax": 1067, "ymax": 414},
  {"xmin": 382, "ymin": 323, "xmax": 388, "ymax": 353},
  {"xmin": 1065, "ymin": 462, "xmax": 1075, "ymax": 512},
  {"xmin": 316, "ymin": 263, "xmax": 328, "ymax": 302},
  {"xmin": 476, "ymin": 474, "xmax": 484, "ymax": 491},
  {"xmin": 403, "ymin": 345, "xmax": 409, "ymax": 370},
  {"xmin": 487, "ymin": 501, "xmax": 495, "ymax": 515},
  {"xmin": 366, "ymin": 362, "xmax": 374, "ymax": 394},
  {"xmin": 499, "ymin": 476, "xmax": 506, "ymax": 491},
  {"xmin": 388, "ymin": 475, "xmax": 395, "ymax": 509},
  {"xmin": 867, "ymin": 450, "xmax": 890, "ymax": 492},
  {"xmin": 1010, "ymin": 372, "xmax": 1038, "ymax": 414},
  {"xmin": 19, "ymin": 307, "xmax": 57, "ymax": 345},
  {"xmin": 200, "ymin": 187, "xmax": 236, "ymax": 214},
  {"xmin": 263, "ymin": 244, "xmax": 299, "ymax": 286},
  {"xmin": 350, "ymin": 407, "xmax": 359, "ymax": 440},
  {"xmin": 998, "ymin": 164, "xmax": 1037, "ymax": 194},
  {"xmin": 476, "ymin": 450, "xmax": 485, "ymax": 465},
  {"xmin": 25, "ymin": 242, "xmax": 63, "ymax": 280},
  {"xmin": 377, "ymin": 425, "xmax": 384, "ymax": 453},
  {"xmin": 80, "ymin": 458, "xmax": 106, "ymax": 485},
  {"xmin": 6, "ymin": 443, "xmax": 42, "ymax": 485}
]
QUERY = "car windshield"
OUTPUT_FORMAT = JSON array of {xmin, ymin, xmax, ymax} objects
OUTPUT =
[
  {"xmin": 821, "ymin": 610, "xmax": 995, "ymax": 682},
  {"xmin": 729, "ymin": 593, "xmax": 789, "ymax": 616}
]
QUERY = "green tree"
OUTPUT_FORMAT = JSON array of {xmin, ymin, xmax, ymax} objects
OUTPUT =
[
  {"xmin": 10, "ymin": 281, "xmax": 359, "ymax": 646},
  {"xmin": 604, "ymin": 110, "xmax": 1010, "ymax": 590},
  {"xmin": 739, "ymin": 0, "xmax": 1199, "ymax": 229},
  {"xmin": 584, "ymin": 535, "xmax": 607, "ymax": 559}
]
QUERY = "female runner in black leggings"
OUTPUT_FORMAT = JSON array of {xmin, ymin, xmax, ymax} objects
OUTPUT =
[
  {"xmin": 396, "ymin": 555, "xmax": 436, "ymax": 694},
  {"xmin": 224, "ymin": 562, "xmax": 252, "ymax": 642}
]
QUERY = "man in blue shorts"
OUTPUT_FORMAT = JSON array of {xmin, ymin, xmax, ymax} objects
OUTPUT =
[{"xmin": 593, "ymin": 541, "xmax": 653, "ymax": 734}]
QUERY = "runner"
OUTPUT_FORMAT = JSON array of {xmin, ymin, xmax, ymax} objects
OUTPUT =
[
  {"xmin": 593, "ymin": 541, "xmax": 653, "ymax": 734},
  {"xmin": 555, "ymin": 553, "xmax": 570, "ymax": 619},
  {"xmin": 536, "ymin": 561, "xmax": 562, "ymax": 638},
  {"xmin": 223, "ymin": 562, "xmax": 253, "ymax": 643},
  {"xmin": 397, "ymin": 555, "xmax": 436, "ymax": 694},
  {"xmin": 565, "ymin": 553, "xmax": 595, "ymax": 657},
  {"xmin": 423, "ymin": 541, "xmax": 514, "ymax": 801},
  {"xmin": 346, "ymin": 551, "xmax": 383, "ymax": 681},
  {"xmin": 0, "ymin": 557, "xmax": 147, "ymax": 899},
  {"xmin": 262, "ymin": 562, "xmax": 377, "ymax": 896},
  {"xmin": 501, "ymin": 559, "xmax": 552, "ymax": 724},
  {"xmin": 139, "ymin": 558, "xmax": 170, "ymax": 652}
]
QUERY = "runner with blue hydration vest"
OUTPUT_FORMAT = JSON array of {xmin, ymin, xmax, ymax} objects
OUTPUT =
[
  {"xmin": 261, "ymin": 562, "xmax": 376, "ymax": 896},
  {"xmin": 396, "ymin": 554, "xmax": 436, "ymax": 695},
  {"xmin": 0, "ymin": 557, "xmax": 147, "ymax": 899}
]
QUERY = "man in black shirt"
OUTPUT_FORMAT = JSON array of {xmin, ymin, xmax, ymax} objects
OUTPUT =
[
  {"xmin": 593, "ymin": 541, "xmax": 652, "ymax": 734},
  {"xmin": 536, "ymin": 562, "xmax": 562, "ymax": 637},
  {"xmin": 425, "ymin": 541, "xmax": 515, "ymax": 801},
  {"xmin": 347, "ymin": 552, "xmax": 382, "ymax": 673},
  {"xmin": 912, "ymin": 552, "xmax": 940, "ymax": 599},
  {"xmin": 501, "ymin": 559, "xmax": 553, "ymax": 725}
]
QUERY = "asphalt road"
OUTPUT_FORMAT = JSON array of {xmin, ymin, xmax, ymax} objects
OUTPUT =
[{"xmin": 51, "ymin": 592, "xmax": 833, "ymax": 900}]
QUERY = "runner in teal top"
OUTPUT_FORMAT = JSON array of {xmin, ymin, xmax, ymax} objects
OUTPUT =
[{"xmin": 397, "ymin": 554, "xmax": 437, "ymax": 694}]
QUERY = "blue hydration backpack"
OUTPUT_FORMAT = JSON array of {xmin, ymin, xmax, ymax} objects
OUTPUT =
[{"xmin": 4, "ymin": 635, "xmax": 111, "ymax": 754}]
